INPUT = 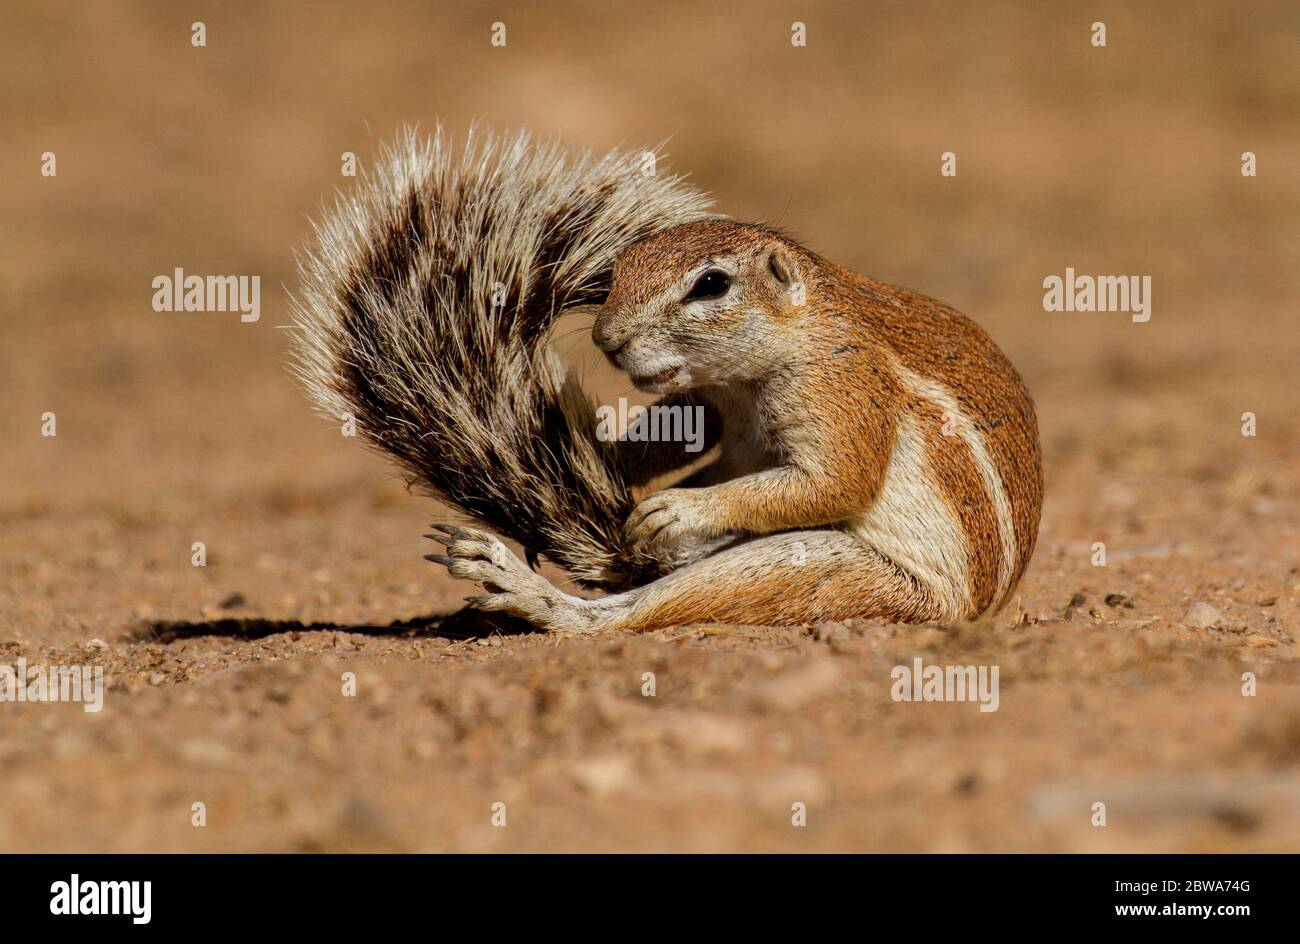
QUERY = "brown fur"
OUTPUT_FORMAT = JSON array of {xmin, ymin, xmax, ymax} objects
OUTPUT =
[
  {"xmin": 826, "ymin": 267, "xmax": 1043, "ymax": 593},
  {"xmin": 911, "ymin": 393, "xmax": 1002, "ymax": 613},
  {"xmin": 604, "ymin": 531, "xmax": 944, "ymax": 629},
  {"xmin": 582, "ymin": 219, "xmax": 1042, "ymax": 627}
]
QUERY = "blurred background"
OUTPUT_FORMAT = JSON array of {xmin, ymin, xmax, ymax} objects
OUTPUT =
[{"xmin": 0, "ymin": 1, "xmax": 1297, "ymax": 852}]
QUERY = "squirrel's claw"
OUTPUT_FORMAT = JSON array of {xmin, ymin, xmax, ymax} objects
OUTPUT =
[
  {"xmin": 423, "ymin": 526, "xmax": 595, "ymax": 632},
  {"xmin": 625, "ymin": 489, "xmax": 710, "ymax": 555}
]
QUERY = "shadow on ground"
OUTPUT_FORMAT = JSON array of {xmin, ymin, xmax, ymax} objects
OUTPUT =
[{"xmin": 131, "ymin": 606, "xmax": 539, "ymax": 643}]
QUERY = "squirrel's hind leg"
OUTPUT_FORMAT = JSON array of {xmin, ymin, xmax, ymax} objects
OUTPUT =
[
  {"xmin": 586, "ymin": 529, "xmax": 947, "ymax": 632},
  {"xmin": 427, "ymin": 525, "xmax": 946, "ymax": 634}
]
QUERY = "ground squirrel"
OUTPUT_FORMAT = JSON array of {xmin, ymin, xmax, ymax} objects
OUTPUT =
[{"xmin": 290, "ymin": 126, "xmax": 1042, "ymax": 634}]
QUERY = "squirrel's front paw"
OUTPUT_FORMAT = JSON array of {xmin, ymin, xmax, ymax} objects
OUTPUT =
[{"xmin": 625, "ymin": 489, "xmax": 713, "ymax": 554}]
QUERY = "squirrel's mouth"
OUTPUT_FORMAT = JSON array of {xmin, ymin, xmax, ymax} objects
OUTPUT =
[{"xmin": 630, "ymin": 365, "xmax": 685, "ymax": 392}]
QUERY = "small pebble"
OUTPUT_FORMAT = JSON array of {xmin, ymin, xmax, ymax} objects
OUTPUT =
[{"xmin": 1183, "ymin": 601, "xmax": 1223, "ymax": 629}]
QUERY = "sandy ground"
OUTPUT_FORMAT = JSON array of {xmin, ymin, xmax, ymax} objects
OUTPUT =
[{"xmin": 1, "ymin": 1, "xmax": 1298, "ymax": 851}]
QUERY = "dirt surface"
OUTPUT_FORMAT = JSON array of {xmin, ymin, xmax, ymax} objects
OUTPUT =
[{"xmin": 2, "ymin": 1, "xmax": 1298, "ymax": 852}]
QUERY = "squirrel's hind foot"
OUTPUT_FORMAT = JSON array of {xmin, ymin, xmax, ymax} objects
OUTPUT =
[{"xmin": 424, "ymin": 524, "xmax": 601, "ymax": 635}]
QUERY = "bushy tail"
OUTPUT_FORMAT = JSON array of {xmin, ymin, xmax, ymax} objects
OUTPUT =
[{"xmin": 289, "ymin": 125, "xmax": 716, "ymax": 589}]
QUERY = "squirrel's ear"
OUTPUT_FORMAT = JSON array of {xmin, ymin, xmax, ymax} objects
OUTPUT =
[{"xmin": 766, "ymin": 248, "xmax": 795, "ymax": 288}]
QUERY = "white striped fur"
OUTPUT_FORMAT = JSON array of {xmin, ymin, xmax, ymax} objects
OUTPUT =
[
  {"xmin": 894, "ymin": 362, "xmax": 1019, "ymax": 614},
  {"xmin": 843, "ymin": 413, "xmax": 972, "ymax": 620}
]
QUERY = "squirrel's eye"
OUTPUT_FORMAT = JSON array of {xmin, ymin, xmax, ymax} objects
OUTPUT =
[{"xmin": 683, "ymin": 270, "xmax": 731, "ymax": 302}]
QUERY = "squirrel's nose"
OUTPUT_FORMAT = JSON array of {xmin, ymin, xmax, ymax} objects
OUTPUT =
[{"xmin": 592, "ymin": 320, "xmax": 628, "ymax": 354}]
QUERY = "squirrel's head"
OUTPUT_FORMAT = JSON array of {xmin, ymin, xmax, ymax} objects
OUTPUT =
[{"xmin": 594, "ymin": 220, "xmax": 808, "ymax": 393}]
